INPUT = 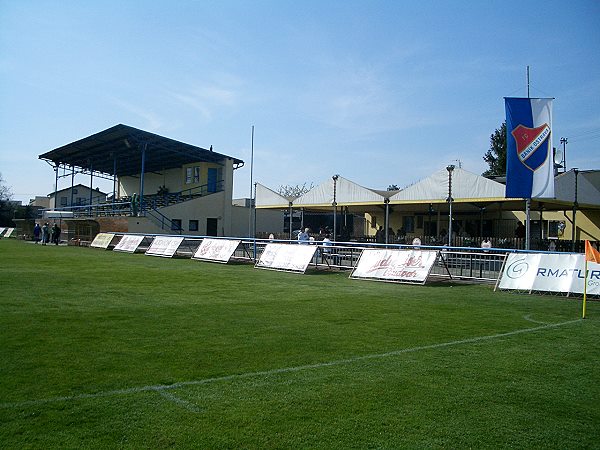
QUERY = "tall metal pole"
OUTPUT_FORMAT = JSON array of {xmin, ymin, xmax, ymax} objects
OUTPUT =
[
  {"xmin": 70, "ymin": 165, "xmax": 75, "ymax": 207},
  {"xmin": 249, "ymin": 125, "xmax": 254, "ymax": 237},
  {"xmin": 332, "ymin": 175, "xmax": 338, "ymax": 242},
  {"xmin": 288, "ymin": 202, "xmax": 293, "ymax": 240},
  {"xmin": 446, "ymin": 165, "xmax": 454, "ymax": 246},
  {"xmin": 384, "ymin": 198, "xmax": 390, "ymax": 244},
  {"xmin": 526, "ymin": 65, "xmax": 530, "ymax": 98},
  {"xmin": 525, "ymin": 198, "xmax": 531, "ymax": 250},
  {"xmin": 53, "ymin": 163, "xmax": 59, "ymax": 209},
  {"xmin": 112, "ymin": 155, "xmax": 117, "ymax": 205},
  {"xmin": 89, "ymin": 162, "xmax": 94, "ymax": 215},
  {"xmin": 572, "ymin": 168, "xmax": 579, "ymax": 251},
  {"xmin": 560, "ymin": 137, "xmax": 568, "ymax": 172}
]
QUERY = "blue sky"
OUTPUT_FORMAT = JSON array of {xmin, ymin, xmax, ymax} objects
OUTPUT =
[{"xmin": 1, "ymin": 0, "xmax": 599, "ymax": 203}]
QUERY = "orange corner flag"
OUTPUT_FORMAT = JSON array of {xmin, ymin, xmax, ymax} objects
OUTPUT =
[{"xmin": 585, "ymin": 240, "xmax": 600, "ymax": 264}]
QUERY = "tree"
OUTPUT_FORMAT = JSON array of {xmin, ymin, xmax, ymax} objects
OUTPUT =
[
  {"xmin": 0, "ymin": 172, "xmax": 15, "ymax": 226},
  {"xmin": 277, "ymin": 182, "xmax": 314, "ymax": 198},
  {"xmin": 0, "ymin": 172, "xmax": 12, "ymax": 202},
  {"xmin": 482, "ymin": 121, "xmax": 507, "ymax": 177},
  {"xmin": 387, "ymin": 184, "xmax": 400, "ymax": 191}
]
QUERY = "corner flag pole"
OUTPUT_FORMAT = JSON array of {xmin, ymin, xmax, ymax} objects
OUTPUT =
[{"xmin": 583, "ymin": 257, "xmax": 587, "ymax": 319}]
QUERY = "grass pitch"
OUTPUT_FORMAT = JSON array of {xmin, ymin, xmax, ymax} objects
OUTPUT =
[{"xmin": 0, "ymin": 239, "xmax": 599, "ymax": 448}]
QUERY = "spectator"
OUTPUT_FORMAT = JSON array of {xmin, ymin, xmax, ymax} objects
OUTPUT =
[
  {"xmin": 515, "ymin": 221, "xmax": 525, "ymax": 238},
  {"xmin": 298, "ymin": 227, "xmax": 310, "ymax": 244},
  {"xmin": 33, "ymin": 223, "xmax": 41, "ymax": 244},
  {"xmin": 41, "ymin": 223, "xmax": 50, "ymax": 245}
]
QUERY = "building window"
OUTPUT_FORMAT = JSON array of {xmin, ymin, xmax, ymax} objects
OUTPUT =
[
  {"xmin": 60, "ymin": 196, "xmax": 68, "ymax": 206},
  {"xmin": 73, "ymin": 188, "xmax": 78, "ymax": 194},
  {"xmin": 416, "ymin": 215, "xmax": 424, "ymax": 229},
  {"xmin": 193, "ymin": 166, "xmax": 200, "ymax": 183},
  {"xmin": 171, "ymin": 219, "xmax": 182, "ymax": 231},
  {"xmin": 189, "ymin": 220, "xmax": 199, "ymax": 231},
  {"xmin": 403, "ymin": 216, "xmax": 415, "ymax": 233},
  {"xmin": 185, "ymin": 167, "xmax": 193, "ymax": 184},
  {"xmin": 548, "ymin": 221, "xmax": 565, "ymax": 238}
]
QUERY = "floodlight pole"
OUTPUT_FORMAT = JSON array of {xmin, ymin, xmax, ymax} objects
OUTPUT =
[
  {"xmin": 332, "ymin": 174, "xmax": 339, "ymax": 242},
  {"xmin": 249, "ymin": 125, "xmax": 254, "ymax": 238},
  {"xmin": 446, "ymin": 165, "xmax": 455, "ymax": 246}
]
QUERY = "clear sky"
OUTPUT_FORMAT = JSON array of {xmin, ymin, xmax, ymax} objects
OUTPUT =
[{"xmin": 1, "ymin": 0, "xmax": 599, "ymax": 204}]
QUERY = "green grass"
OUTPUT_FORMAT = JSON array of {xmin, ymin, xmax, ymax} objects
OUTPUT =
[{"xmin": 0, "ymin": 238, "xmax": 599, "ymax": 449}]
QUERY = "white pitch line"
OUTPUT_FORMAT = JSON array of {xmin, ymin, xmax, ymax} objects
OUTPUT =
[
  {"xmin": 523, "ymin": 314, "xmax": 548, "ymax": 324},
  {"xmin": 156, "ymin": 389, "xmax": 202, "ymax": 413},
  {"xmin": 0, "ymin": 318, "xmax": 582, "ymax": 410}
]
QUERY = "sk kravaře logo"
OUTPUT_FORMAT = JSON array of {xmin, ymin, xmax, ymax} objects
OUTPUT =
[{"xmin": 511, "ymin": 123, "xmax": 551, "ymax": 171}]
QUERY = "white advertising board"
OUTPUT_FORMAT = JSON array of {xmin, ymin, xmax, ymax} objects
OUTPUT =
[
  {"xmin": 113, "ymin": 235, "xmax": 146, "ymax": 253},
  {"xmin": 3, "ymin": 227, "xmax": 15, "ymax": 238},
  {"xmin": 90, "ymin": 233, "xmax": 115, "ymax": 249},
  {"xmin": 256, "ymin": 243, "xmax": 317, "ymax": 273},
  {"xmin": 192, "ymin": 238, "xmax": 241, "ymax": 263},
  {"xmin": 145, "ymin": 236, "xmax": 185, "ymax": 258},
  {"xmin": 351, "ymin": 249, "xmax": 438, "ymax": 283},
  {"xmin": 499, "ymin": 253, "xmax": 600, "ymax": 295}
]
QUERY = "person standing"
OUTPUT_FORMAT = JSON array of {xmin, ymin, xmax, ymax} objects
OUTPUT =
[
  {"xmin": 131, "ymin": 193, "xmax": 139, "ymax": 216},
  {"xmin": 33, "ymin": 223, "xmax": 41, "ymax": 243},
  {"xmin": 41, "ymin": 222, "xmax": 49, "ymax": 245},
  {"xmin": 52, "ymin": 223, "xmax": 61, "ymax": 245}
]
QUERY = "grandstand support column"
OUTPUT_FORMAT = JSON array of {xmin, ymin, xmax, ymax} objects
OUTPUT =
[
  {"xmin": 70, "ymin": 165, "xmax": 75, "ymax": 207},
  {"xmin": 288, "ymin": 202, "xmax": 293, "ymax": 240},
  {"xmin": 53, "ymin": 163, "xmax": 59, "ymax": 209},
  {"xmin": 384, "ymin": 198, "xmax": 390, "ymax": 244},
  {"xmin": 525, "ymin": 198, "xmax": 531, "ymax": 250},
  {"xmin": 572, "ymin": 168, "xmax": 579, "ymax": 251},
  {"xmin": 89, "ymin": 161, "xmax": 93, "ymax": 215},
  {"xmin": 112, "ymin": 155, "xmax": 117, "ymax": 205},
  {"xmin": 139, "ymin": 143, "xmax": 147, "ymax": 215}
]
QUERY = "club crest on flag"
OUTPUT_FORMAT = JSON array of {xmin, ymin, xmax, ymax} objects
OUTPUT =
[{"xmin": 511, "ymin": 123, "xmax": 551, "ymax": 171}]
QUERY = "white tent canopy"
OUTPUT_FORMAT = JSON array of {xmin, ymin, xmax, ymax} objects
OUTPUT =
[
  {"xmin": 294, "ymin": 175, "xmax": 385, "ymax": 207},
  {"xmin": 389, "ymin": 167, "xmax": 507, "ymax": 203},
  {"xmin": 255, "ymin": 183, "xmax": 293, "ymax": 208},
  {"xmin": 554, "ymin": 169, "xmax": 600, "ymax": 207}
]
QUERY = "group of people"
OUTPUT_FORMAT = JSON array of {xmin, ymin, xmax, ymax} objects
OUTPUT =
[{"xmin": 33, "ymin": 222, "xmax": 61, "ymax": 245}]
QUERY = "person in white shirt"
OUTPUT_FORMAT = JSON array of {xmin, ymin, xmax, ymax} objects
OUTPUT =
[{"xmin": 298, "ymin": 228, "xmax": 310, "ymax": 244}]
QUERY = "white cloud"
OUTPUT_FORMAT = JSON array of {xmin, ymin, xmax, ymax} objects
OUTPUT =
[{"xmin": 109, "ymin": 98, "xmax": 164, "ymax": 131}]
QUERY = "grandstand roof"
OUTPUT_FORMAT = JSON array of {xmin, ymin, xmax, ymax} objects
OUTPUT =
[{"xmin": 38, "ymin": 124, "xmax": 243, "ymax": 177}]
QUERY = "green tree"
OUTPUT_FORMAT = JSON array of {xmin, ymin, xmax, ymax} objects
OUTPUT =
[{"xmin": 482, "ymin": 122, "xmax": 507, "ymax": 177}]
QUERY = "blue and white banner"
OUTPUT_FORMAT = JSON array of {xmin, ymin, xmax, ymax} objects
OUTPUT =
[
  {"xmin": 498, "ymin": 253, "xmax": 600, "ymax": 295},
  {"xmin": 505, "ymin": 98, "xmax": 554, "ymax": 198}
]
